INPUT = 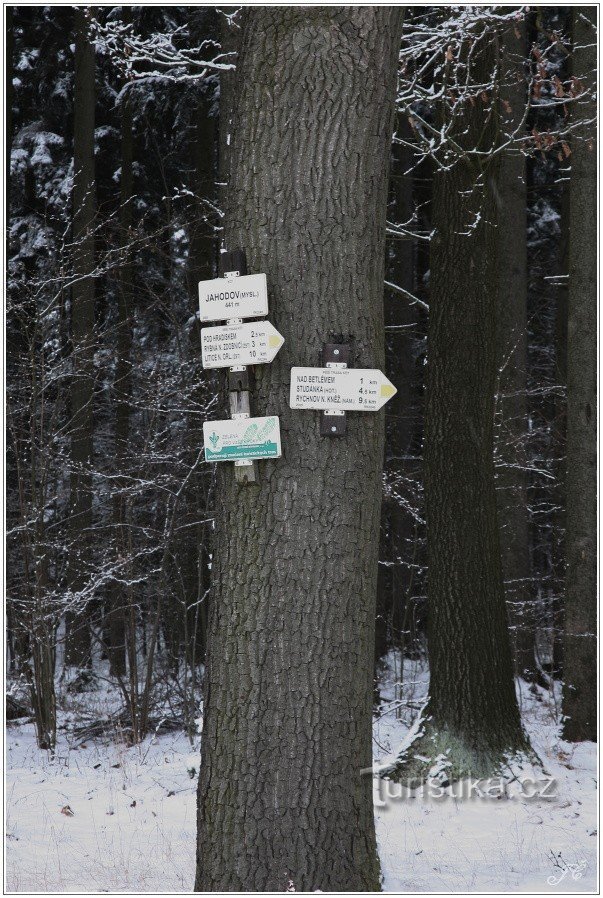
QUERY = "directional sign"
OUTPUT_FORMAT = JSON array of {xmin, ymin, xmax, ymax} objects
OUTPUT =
[
  {"xmin": 289, "ymin": 367, "xmax": 397, "ymax": 411},
  {"xmin": 201, "ymin": 321, "xmax": 284, "ymax": 369},
  {"xmin": 198, "ymin": 273, "xmax": 268, "ymax": 323},
  {"xmin": 203, "ymin": 416, "xmax": 281, "ymax": 463}
]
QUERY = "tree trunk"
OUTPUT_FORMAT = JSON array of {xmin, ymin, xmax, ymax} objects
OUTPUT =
[
  {"xmin": 494, "ymin": 14, "xmax": 538, "ymax": 683},
  {"xmin": 195, "ymin": 8, "xmax": 403, "ymax": 891},
  {"xmin": 551, "ymin": 178, "xmax": 570, "ymax": 678},
  {"xmin": 187, "ymin": 8, "xmax": 218, "ymax": 294},
  {"xmin": 217, "ymin": 6, "xmax": 240, "ymax": 206},
  {"xmin": 386, "ymin": 28, "xmax": 530, "ymax": 785},
  {"xmin": 6, "ymin": 5, "xmax": 13, "ymax": 220},
  {"xmin": 181, "ymin": 22, "xmax": 217, "ymax": 666},
  {"xmin": 66, "ymin": 7, "xmax": 96, "ymax": 668},
  {"xmin": 425, "ymin": 141, "xmax": 528, "ymax": 774},
  {"xmin": 562, "ymin": 6, "xmax": 597, "ymax": 743},
  {"xmin": 376, "ymin": 116, "xmax": 422, "ymax": 666},
  {"xmin": 548, "ymin": 13, "xmax": 573, "ymax": 681},
  {"xmin": 108, "ymin": 7, "xmax": 133, "ymax": 679}
]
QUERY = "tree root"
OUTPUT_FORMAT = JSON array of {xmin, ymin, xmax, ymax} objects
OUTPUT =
[{"xmin": 377, "ymin": 711, "xmax": 543, "ymax": 788}]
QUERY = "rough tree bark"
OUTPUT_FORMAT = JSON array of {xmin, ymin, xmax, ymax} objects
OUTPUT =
[
  {"xmin": 494, "ymin": 13, "xmax": 539, "ymax": 683},
  {"xmin": 66, "ymin": 7, "xmax": 96, "ymax": 668},
  {"xmin": 385, "ymin": 26, "xmax": 531, "ymax": 785},
  {"xmin": 195, "ymin": 8, "xmax": 403, "ymax": 891},
  {"xmin": 562, "ymin": 6, "xmax": 597, "ymax": 743}
]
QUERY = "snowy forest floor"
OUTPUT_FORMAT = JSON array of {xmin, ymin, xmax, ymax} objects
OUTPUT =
[{"xmin": 5, "ymin": 656, "xmax": 597, "ymax": 893}]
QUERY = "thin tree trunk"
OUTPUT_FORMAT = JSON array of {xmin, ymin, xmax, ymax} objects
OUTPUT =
[
  {"xmin": 550, "ymin": 178, "xmax": 570, "ymax": 677},
  {"xmin": 217, "ymin": 6, "xmax": 240, "ymax": 208},
  {"xmin": 6, "ymin": 5, "xmax": 13, "ymax": 220},
  {"xmin": 108, "ymin": 7, "xmax": 133, "ymax": 678},
  {"xmin": 66, "ymin": 7, "xmax": 96, "ymax": 668},
  {"xmin": 182, "ymin": 27, "xmax": 217, "ymax": 665},
  {"xmin": 549, "ymin": 16, "xmax": 573, "ymax": 681},
  {"xmin": 187, "ymin": 82, "xmax": 216, "ymax": 291},
  {"xmin": 494, "ymin": 13, "xmax": 538, "ymax": 682},
  {"xmin": 562, "ymin": 6, "xmax": 597, "ymax": 743},
  {"xmin": 184, "ymin": 83, "xmax": 216, "ymax": 317},
  {"xmin": 5, "ymin": 6, "xmax": 28, "ymax": 672},
  {"xmin": 377, "ymin": 116, "xmax": 421, "ymax": 665},
  {"xmin": 30, "ymin": 541, "xmax": 56, "ymax": 750},
  {"xmin": 196, "ymin": 8, "xmax": 403, "ymax": 891}
]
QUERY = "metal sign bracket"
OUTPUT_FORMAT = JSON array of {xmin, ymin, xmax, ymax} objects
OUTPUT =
[{"xmin": 320, "ymin": 343, "xmax": 351, "ymax": 436}]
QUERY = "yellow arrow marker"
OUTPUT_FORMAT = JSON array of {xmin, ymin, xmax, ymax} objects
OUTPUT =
[{"xmin": 380, "ymin": 383, "xmax": 396, "ymax": 399}]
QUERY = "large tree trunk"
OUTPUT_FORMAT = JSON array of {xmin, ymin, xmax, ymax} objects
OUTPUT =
[
  {"xmin": 562, "ymin": 6, "xmax": 597, "ymax": 743},
  {"xmin": 195, "ymin": 8, "xmax": 403, "ymax": 891},
  {"xmin": 424, "ymin": 138, "xmax": 528, "ymax": 775},
  {"xmin": 386, "ymin": 28, "xmax": 530, "ymax": 785},
  {"xmin": 66, "ymin": 7, "xmax": 96, "ymax": 668},
  {"xmin": 494, "ymin": 14, "xmax": 538, "ymax": 683}
]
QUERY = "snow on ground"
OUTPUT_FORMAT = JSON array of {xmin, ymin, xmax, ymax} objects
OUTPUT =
[
  {"xmin": 6, "ymin": 729, "xmax": 198, "ymax": 892},
  {"xmin": 5, "ymin": 660, "xmax": 598, "ymax": 893},
  {"xmin": 374, "ymin": 655, "xmax": 598, "ymax": 893}
]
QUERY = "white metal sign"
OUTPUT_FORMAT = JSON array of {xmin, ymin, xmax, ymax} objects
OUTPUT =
[
  {"xmin": 198, "ymin": 272, "xmax": 268, "ymax": 323},
  {"xmin": 201, "ymin": 321, "xmax": 284, "ymax": 369},
  {"xmin": 289, "ymin": 367, "xmax": 397, "ymax": 411},
  {"xmin": 203, "ymin": 416, "xmax": 281, "ymax": 463}
]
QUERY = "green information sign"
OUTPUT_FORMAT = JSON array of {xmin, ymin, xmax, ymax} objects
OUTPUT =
[{"xmin": 203, "ymin": 416, "xmax": 282, "ymax": 463}]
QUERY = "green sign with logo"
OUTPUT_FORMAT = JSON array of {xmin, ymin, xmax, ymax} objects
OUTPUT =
[{"xmin": 203, "ymin": 416, "xmax": 281, "ymax": 463}]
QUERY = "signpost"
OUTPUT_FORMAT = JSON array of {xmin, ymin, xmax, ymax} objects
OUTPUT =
[
  {"xmin": 199, "ymin": 250, "xmax": 280, "ymax": 483},
  {"xmin": 289, "ymin": 367, "xmax": 397, "ymax": 412},
  {"xmin": 201, "ymin": 321, "xmax": 284, "ymax": 369},
  {"xmin": 199, "ymin": 254, "xmax": 397, "ymax": 467},
  {"xmin": 198, "ymin": 272, "xmax": 268, "ymax": 323},
  {"xmin": 203, "ymin": 416, "xmax": 281, "ymax": 463}
]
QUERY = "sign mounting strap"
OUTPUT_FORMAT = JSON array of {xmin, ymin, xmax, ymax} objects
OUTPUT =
[{"xmin": 321, "ymin": 343, "xmax": 351, "ymax": 436}]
